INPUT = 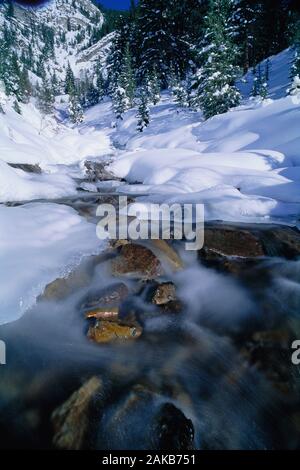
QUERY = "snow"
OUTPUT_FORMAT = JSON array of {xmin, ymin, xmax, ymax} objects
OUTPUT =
[
  {"xmin": 108, "ymin": 49, "xmax": 300, "ymax": 225},
  {"xmin": 1, "ymin": 46, "xmax": 300, "ymax": 326},
  {"xmin": 0, "ymin": 101, "xmax": 112, "ymax": 168},
  {"xmin": 0, "ymin": 203, "xmax": 104, "ymax": 325},
  {"xmin": 0, "ymin": 160, "xmax": 76, "ymax": 202}
]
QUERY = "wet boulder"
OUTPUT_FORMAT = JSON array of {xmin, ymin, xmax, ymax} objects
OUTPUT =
[
  {"xmin": 95, "ymin": 385, "xmax": 195, "ymax": 450},
  {"xmin": 52, "ymin": 377, "xmax": 103, "ymax": 450},
  {"xmin": 152, "ymin": 282, "xmax": 177, "ymax": 306},
  {"xmin": 87, "ymin": 319, "xmax": 142, "ymax": 344},
  {"xmin": 111, "ymin": 243, "xmax": 163, "ymax": 280},
  {"xmin": 81, "ymin": 282, "xmax": 129, "ymax": 313}
]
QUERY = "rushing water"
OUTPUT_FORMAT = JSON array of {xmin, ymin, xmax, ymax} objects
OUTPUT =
[{"xmin": 0, "ymin": 188, "xmax": 300, "ymax": 450}]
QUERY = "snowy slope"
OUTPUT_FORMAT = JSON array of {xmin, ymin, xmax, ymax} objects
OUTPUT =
[
  {"xmin": 0, "ymin": 0, "xmax": 109, "ymax": 82},
  {"xmin": 109, "ymin": 48, "xmax": 300, "ymax": 225}
]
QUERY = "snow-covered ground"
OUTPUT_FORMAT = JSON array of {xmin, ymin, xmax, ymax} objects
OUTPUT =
[
  {"xmin": 109, "ymin": 48, "xmax": 300, "ymax": 225},
  {"xmin": 0, "ymin": 203, "xmax": 104, "ymax": 325},
  {"xmin": 1, "ymin": 47, "xmax": 300, "ymax": 325}
]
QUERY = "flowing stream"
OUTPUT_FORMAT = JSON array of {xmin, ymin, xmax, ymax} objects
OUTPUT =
[{"xmin": 0, "ymin": 169, "xmax": 300, "ymax": 450}]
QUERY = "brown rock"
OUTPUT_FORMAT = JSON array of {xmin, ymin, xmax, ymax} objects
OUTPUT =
[
  {"xmin": 40, "ymin": 268, "xmax": 91, "ymax": 302},
  {"xmin": 52, "ymin": 377, "xmax": 102, "ymax": 450},
  {"xmin": 241, "ymin": 329, "xmax": 295, "ymax": 395},
  {"xmin": 85, "ymin": 307, "xmax": 119, "ymax": 321},
  {"xmin": 82, "ymin": 283, "xmax": 129, "ymax": 312},
  {"xmin": 88, "ymin": 319, "xmax": 142, "ymax": 344},
  {"xmin": 111, "ymin": 243, "xmax": 163, "ymax": 279},
  {"xmin": 151, "ymin": 239, "xmax": 184, "ymax": 271},
  {"xmin": 203, "ymin": 226, "xmax": 265, "ymax": 258},
  {"xmin": 152, "ymin": 282, "xmax": 177, "ymax": 306}
]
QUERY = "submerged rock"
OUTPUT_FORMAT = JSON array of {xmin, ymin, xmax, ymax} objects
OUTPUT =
[
  {"xmin": 87, "ymin": 319, "xmax": 142, "ymax": 344},
  {"xmin": 240, "ymin": 328, "xmax": 296, "ymax": 395},
  {"xmin": 199, "ymin": 223, "xmax": 300, "ymax": 261},
  {"xmin": 85, "ymin": 307, "xmax": 119, "ymax": 321},
  {"xmin": 81, "ymin": 283, "xmax": 129, "ymax": 312},
  {"xmin": 152, "ymin": 282, "xmax": 177, "ymax": 306},
  {"xmin": 95, "ymin": 384, "xmax": 195, "ymax": 450},
  {"xmin": 111, "ymin": 243, "xmax": 163, "ymax": 279},
  {"xmin": 201, "ymin": 225, "xmax": 265, "ymax": 258},
  {"xmin": 52, "ymin": 377, "xmax": 103, "ymax": 450},
  {"xmin": 40, "ymin": 269, "xmax": 91, "ymax": 302}
]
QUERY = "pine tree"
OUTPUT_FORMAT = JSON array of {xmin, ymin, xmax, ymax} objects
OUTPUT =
[
  {"xmin": 37, "ymin": 79, "xmax": 55, "ymax": 115},
  {"xmin": 107, "ymin": 18, "xmax": 131, "ymax": 94},
  {"xmin": 19, "ymin": 67, "xmax": 32, "ymax": 104},
  {"xmin": 85, "ymin": 80, "xmax": 100, "ymax": 107},
  {"xmin": 64, "ymin": 62, "xmax": 76, "ymax": 95},
  {"xmin": 112, "ymin": 82, "xmax": 130, "ymax": 120},
  {"xmin": 95, "ymin": 65, "xmax": 105, "ymax": 101},
  {"xmin": 251, "ymin": 66, "xmax": 259, "ymax": 97},
  {"xmin": 13, "ymin": 100, "xmax": 21, "ymax": 115},
  {"xmin": 172, "ymin": 78, "xmax": 189, "ymax": 109},
  {"xmin": 231, "ymin": 1, "xmax": 259, "ymax": 72},
  {"xmin": 68, "ymin": 94, "xmax": 84, "ymax": 124},
  {"xmin": 145, "ymin": 67, "xmax": 161, "ymax": 105},
  {"xmin": 121, "ymin": 43, "xmax": 136, "ymax": 107},
  {"xmin": 137, "ymin": 89, "xmax": 150, "ymax": 132},
  {"xmin": 251, "ymin": 63, "xmax": 269, "ymax": 100},
  {"xmin": 194, "ymin": 0, "xmax": 241, "ymax": 119}
]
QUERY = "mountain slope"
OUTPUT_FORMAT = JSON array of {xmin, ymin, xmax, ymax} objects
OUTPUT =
[{"xmin": 0, "ymin": 0, "xmax": 110, "ymax": 87}]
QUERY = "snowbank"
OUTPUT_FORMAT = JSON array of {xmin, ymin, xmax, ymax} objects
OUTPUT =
[
  {"xmin": 0, "ymin": 203, "xmax": 104, "ymax": 325},
  {"xmin": 0, "ymin": 101, "xmax": 112, "ymax": 167},
  {"xmin": 0, "ymin": 161, "xmax": 76, "ymax": 202},
  {"xmin": 108, "ymin": 49, "xmax": 300, "ymax": 225}
]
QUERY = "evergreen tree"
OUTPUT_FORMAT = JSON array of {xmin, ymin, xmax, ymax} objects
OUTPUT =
[
  {"xmin": 68, "ymin": 94, "xmax": 84, "ymax": 124},
  {"xmin": 107, "ymin": 18, "xmax": 132, "ymax": 93},
  {"xmin": 112, "ymin": 81, "xmax": 130, "ymax": 120},
  {"xmin": 232, "ymin": 1, "xmax": 259, "ymax": 72},
  {"xmin": 85, "ymin": 80, "xmax": 100, "ymax": 107},
  {"xmin": 137, "ymin": 89, "xmax": 150, "ymax": 132},
  {"xmin": 251, "ymin": 63, "xmax": 269, "ymax": 100},
  {"xmin": 194, "ymin": 0, "xmax": 241, "ymax": 119},
  {"xmin": 19, "ymin": 67, "xmax": 32, "ymax": 103},
  {"xmin": 121, "ymin": 43, "xmax": 136, "ymax": 106},
  {"xmin": 13, "ymin": 100, "xmax": 21, "ymax": 115},
  {"xmin": 145, "ymin": 67, "xmax": 161, "ymax": 105},
  {"xmin": 37, "ymin": 79, "xmax": 55, "ymax": 115},
  {"xmin": 136, "ymin": 0, "xmax": 176, "ymax": 86},
  {"xmin": 95, "ymin": 64, "xmax": 105, "ymax": 100},
  {"xmin": 64, "ymin": 62, "xmax": 76, "ymax": 95},
  {"xmin": 51, "ymin": 71, "xmax": 60, "ymax": 95},
  {"xmin": 172, "ymin": 78, "xmax": 189, "ymax": 109},
  {"xmin": 251, "ymin": 66, "xmax": 259, "ymax": 97}
]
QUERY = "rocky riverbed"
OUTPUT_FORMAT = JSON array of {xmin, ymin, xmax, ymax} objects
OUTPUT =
[{"xmin": 0, "ymin": 164, "xmax": 300, "ymax": 450}]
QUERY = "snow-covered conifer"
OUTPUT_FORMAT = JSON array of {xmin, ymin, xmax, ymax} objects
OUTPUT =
[
  {"xmin": 194, "ymin": 0, "xmax": 241, "ymax": 119},
  {"xmin": 68, "ymin": 94, "xmax": 84, "ymax": 124},
  {"xmin": 136, "ymin": 89, "xmax": 150, "ymax": 132}
]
